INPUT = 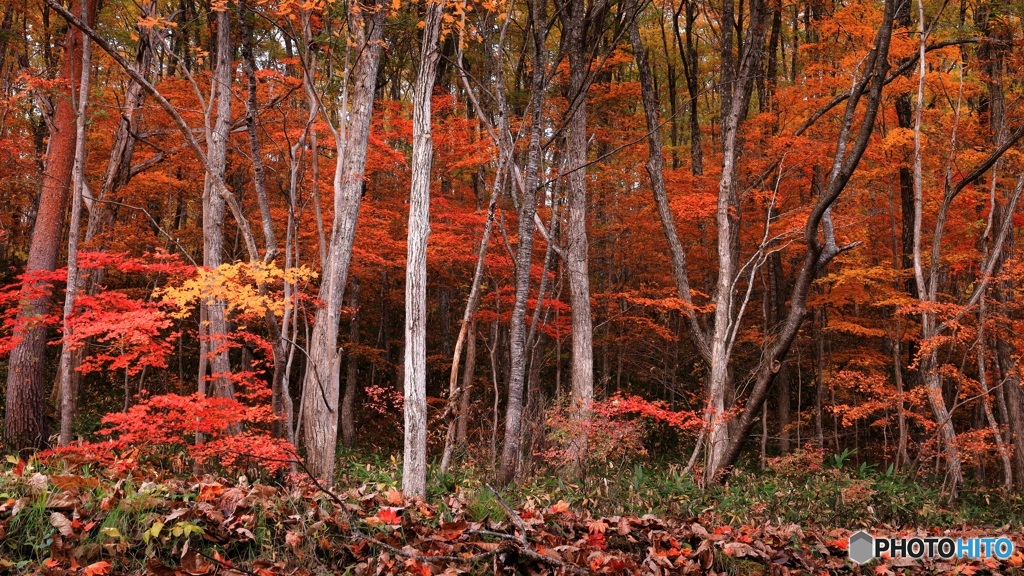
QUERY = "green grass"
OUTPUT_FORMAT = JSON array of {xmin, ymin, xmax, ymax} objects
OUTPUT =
[{"xmin": 409, "ymin": 447, "xmax": 1024, "ymax": 530}]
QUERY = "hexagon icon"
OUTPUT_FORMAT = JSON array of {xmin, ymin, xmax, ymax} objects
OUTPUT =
[{"xmin": 849, "ymin": 531, "xmax": 874, "ymax": 565}]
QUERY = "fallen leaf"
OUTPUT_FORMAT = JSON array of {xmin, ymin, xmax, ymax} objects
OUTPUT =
[
  {"xmin": 385, "ymin": 487, "xmax": 404, "ymax": 505},
  {"xmin": 722, "ymin": 541, "xmax": 756, "ymax": 558},
  {"xmin": 84, "ymin": 560, "xmax": 111, "ymax": 576},
  {"xmin": 549, "ymin": 500, "xmax": 570, "ymax": 514},
  {"xmin": 50, "ymin": 512, "xmax": 74, "ymax": 537},
  {"xmin": 27, "ymin": 473, "xmax": 48, "ymax": 494},
  {"xmin": 198, "ymin": 483, "xmax": 223, "ymax": 502},
  {"xmin": 376, "ymin": 507, "xmax": 402, "ymax": 525},
  {"xmin": 52, "ymin": 475, "xmax": 100, "ymax": 491},
  {"xmin": 47, "ymin": 490, "xmax": 79, "ymax": 509}
]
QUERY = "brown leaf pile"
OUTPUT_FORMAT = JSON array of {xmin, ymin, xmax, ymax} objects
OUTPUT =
[{"xmin": 2, "ymin": 472, "xmax": 1021, "ymax": 575}]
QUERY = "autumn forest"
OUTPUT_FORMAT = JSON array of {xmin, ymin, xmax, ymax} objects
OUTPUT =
[{"xmin": 1, "ymin": 0, "xmax": 1024, "ymax": 570}]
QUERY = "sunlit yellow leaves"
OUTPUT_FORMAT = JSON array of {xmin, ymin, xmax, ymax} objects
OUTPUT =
[
  {"xmin": 156, "ymin": 262, "xmax": 316, "ymax": 320},
  {"xmin": 136, "ymin": 15, "xmax": 178, "ymax": 30}
]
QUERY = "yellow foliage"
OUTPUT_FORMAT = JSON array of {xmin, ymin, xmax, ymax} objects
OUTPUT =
[{"xmin": 156, "ymin": 262, "xmax": 316, "ymax": 320}]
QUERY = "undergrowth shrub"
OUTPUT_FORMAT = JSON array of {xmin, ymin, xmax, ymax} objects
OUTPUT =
[
  {"xmin": 537, "ymin": 394, "xmax": 701, "ymax": 475},
  {"xmin": 42, "ymin": 376, "xmax": 293, "ymax": 478}
]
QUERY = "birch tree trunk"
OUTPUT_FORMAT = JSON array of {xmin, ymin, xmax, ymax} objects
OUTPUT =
[
  {"xmin": 909, "ymin": 0, "xmax": 962, "ymax": 494},
  {"xmin": 713, "ymin": 0, "xmax": 897, "ymax": 480},
  {"xmin": 440, "ymin": 15, "xmax": 511, "ymax": 474},
  {"xmin": 705, "ymin": 0, "xmax": 769, "ymax": 482}
]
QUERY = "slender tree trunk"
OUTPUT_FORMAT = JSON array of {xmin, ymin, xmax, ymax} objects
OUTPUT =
[
  {"xmin": 456, "ymin": 321, "xmax": 476, "ymax": 444},
  {"xmin": 997, "ymin": 338, "xmax": 1024, "ymax": 488},
  {"xmin": 498, "ymin": 0, "xmax": 547, "ymax": 485},
  {"xmin": 713, "ymin": 0, "xmax": 896, "ymax": 480},
  {"xmin": 5, "ymin": 0, "xmax": 96, "ymax": 452},
  {"xmin": 815, "ymin": 308, "xmax": 825, "ymax": 448},
  {"xmin": 58, "ymin": 0, "xmax": 92, "ymax": 446},
  {"xmin": 561, "ymin": 0, "xmax": 594, "ymax": 472},
  {"xmin": 909, "ymin": 0, "xmax": 963, "ymax": 494},
  {"xmin": 201, "ymin": 6, "xmax": 235, "ymax": 400},
  {"xmin": 240, "ymin": 0, "xmax": 293, "ymax": 441},
  {"xmin": 301, "ymin": 1, "xmax": 386, "ymax": 482},
  {"xmin": 52, "ymin": 3, "xmax": 157, "ymax": 422},
  {"xmin": 341, "ymin": 279, "xmax": 360, "ymax": 447},
  {"xmin": 768, "ymin": 249, "xmax": 790, "ymax": 454},
  {"xmin": 80, "ymin": 0, "xmax": 155, "ymax": 245},
  {"xmin": 402, "ymin": 0, "xmax": 444, "ymax": 499},
  {"xmin": 674, "ymin": 0, "xmax": 702, "ymax": 174},
  {"xmin": 891, "ymin": 330, "xmax": 909, "ymax": 469},
  {"xmin": 977, "ymin": 297, "xmax": 1013, "ymax": 491},
  {"xmin": 705, "ymin": 0, "xmax": 769, "ymax": 483},
  {"xmin": 629, "ymin": 8, "xmax": 710, "ymax": 366},
  {"xmin": 441, "ymin": 18, "xmax": 512, "ymax": 473}
]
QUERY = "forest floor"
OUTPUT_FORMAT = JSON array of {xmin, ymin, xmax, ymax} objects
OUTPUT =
[{"xmin": 1, "ymin": 450, "xmax": 1023, "ymax": 575}]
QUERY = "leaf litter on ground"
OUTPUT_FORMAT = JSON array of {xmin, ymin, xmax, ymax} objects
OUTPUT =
[{"xmin": 0, "ymin": 470, "xmax": 1021, "ymax": 575}]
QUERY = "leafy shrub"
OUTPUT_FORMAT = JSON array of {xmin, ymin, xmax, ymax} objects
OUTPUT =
[
  {"xmin": 42, "ymin": 386, "xmax": 293, "ymax": 478},
  {"xmin": 537, "ymin": 394, "xmax": 702, "ymax": 475}
]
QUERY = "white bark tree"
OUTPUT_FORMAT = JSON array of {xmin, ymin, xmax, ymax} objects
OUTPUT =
[{"xmin": 403, "ymin": 0, "xmax": 446, "ymax": 499}]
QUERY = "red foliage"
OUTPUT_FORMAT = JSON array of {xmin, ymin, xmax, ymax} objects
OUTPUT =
[
  {"xmin": 596, "ymin": 394, "xmax": 702, "ymax": 432},
  {"xmin": 44, "ymin": 385, "xmax": 294, "ymax": 475},
  {"xmin": 62, "ymin": 291, "xmax": 176, "ymax": 376},
  {"xmin": 0, "ymin": 251, "xmax": 188, "ymax": 360}
]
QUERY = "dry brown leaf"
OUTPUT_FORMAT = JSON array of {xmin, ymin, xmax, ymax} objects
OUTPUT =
[{"xmin": 50, "ymin": 511, "xmax": 74, "ymax": 537}]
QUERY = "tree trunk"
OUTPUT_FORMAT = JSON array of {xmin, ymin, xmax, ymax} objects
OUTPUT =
[
  {"xmin": 713, "ymin": 0, "xmax": 896, "ymax": 480},
  {"xmin": 815, "ymin": 309, "xmax": 825, "ymax": 448},
  {"xmin": 498, "ymin": 0, "xmax": 547, "ymax": 485},
  {"xmin": 5, "ymin": 0, "xmax": 96, "ymax": 452},
  {"xmin": 977, "ymin": 298, "xmax": 1013, "ymax": 491},
  {"xmin": 441, "ymin": 17, "xmax": 512, "ymax": 473},
  {"xmin": 301, "ymin": 1, "xmax": 386, "ymax": 483},
  {"xmin": 456, "ymin": 321, "xmax": 476, "ymax": 444},
  {"xmin": 891, "ymin": 330, "xmax": 909, "ymax": 470},
  {"xmin": 58, "ymin": 0, "xmax": 92, "ymax": 446},
  {"xmin": 341, "ymin": 279, "xmax": 360, "ymax": 447},
  {"xmin": 561, "ymin": 0, "xmax": 594, "ymax": 473},
  {"xmin": 909, "ymin": 0, "xmax": 962, "ymax": 495},
  {"xmin": 201, "ymin": 6, "xmax": 235, "ymax": 400},
  {"xmin": 629, "ymin": 7, "xmax": 710, "ymax": 366},
  {"xmin": 705, "ymin": 0, "xmax": 769, "ymax": 483},
  {"xmin": 997, "ymin": 338, "xmax": 1024, "ymax": 488},
  {"xmin": 402, "ymin": 0, "xmax": 444, "ymax": 499},
  {"xmin": 240, "ymin": 0, "xmax": 293, "ymax": 441},
  {"xmin": 673, "ymin": 0, "xmax": 702, "ymax": 174}
]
